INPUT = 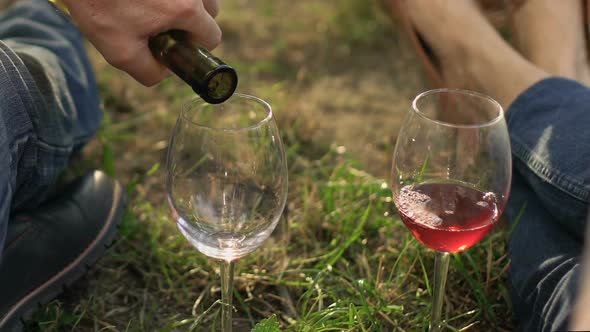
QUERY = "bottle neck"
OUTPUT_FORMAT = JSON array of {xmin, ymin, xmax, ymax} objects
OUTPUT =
[{"xmin": 48, "ymin": 0, "xmax": 70, "ymax": 14}]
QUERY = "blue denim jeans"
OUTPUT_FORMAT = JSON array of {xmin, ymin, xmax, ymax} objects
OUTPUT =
[
  {"xmin": 0, "ymin": 0, "xmax": 101, "ymax": 253},
  {"xmin": 505, "ymin": 77, "xmax": 590, "ymax": 331}
]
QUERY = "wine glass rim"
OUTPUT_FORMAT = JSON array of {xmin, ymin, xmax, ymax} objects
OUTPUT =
[
  {"xmin": 412, "ymin": 88, "xmax": 504, "ymax": 128},
  {"xmin": 181, "ymin": 93, "xmax": 273, "ymax": 131}
]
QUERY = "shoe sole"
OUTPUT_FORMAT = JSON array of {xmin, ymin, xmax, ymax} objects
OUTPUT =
[{"xmin": 0, "ymin": 182, "xmax": 126, "ymax": 332}]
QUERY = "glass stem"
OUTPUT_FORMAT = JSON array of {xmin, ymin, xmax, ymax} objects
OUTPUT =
[
  {"xmin": 430, "ymin": 251, "xmax": 450, "ymax": 332},
  {"xmin": 220, "ymin": 260, "xmax": 235, "ymax": 332}
]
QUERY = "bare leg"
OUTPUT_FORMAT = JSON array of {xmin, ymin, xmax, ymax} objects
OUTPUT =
[
  {"xmin": 400, "ymin": 0, "xmax": 548, "ymax": 109},
  {"xmin": 511, "ymin": 0, "xmax": 590, "ymax": 84}
]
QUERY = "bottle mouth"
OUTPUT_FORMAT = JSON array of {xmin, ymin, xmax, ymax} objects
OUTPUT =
[{"xmin": 197, "ymin": 65, "xmax": 238, "ymax": 104}]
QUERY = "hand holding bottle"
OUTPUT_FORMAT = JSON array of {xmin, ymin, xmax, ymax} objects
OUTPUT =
[{"xmin": 60, "ymin": 0, "xmax": 221, "ymax": 86}]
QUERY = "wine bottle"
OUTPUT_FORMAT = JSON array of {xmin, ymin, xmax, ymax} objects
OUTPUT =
[
  {"xmin": 48, "ymin": 0, "xmax": 238, "ymax": 104},
  {"xmin": 148, "ymin": 30, "xmax": 238, "ymax": 104}
]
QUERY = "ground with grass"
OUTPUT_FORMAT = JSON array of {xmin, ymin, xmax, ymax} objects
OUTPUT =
[{"xmin": 27, "ymin": 1, "xmax": 515, "ymax": 331}]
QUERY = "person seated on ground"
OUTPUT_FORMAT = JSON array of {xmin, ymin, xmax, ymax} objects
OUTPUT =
[
  {"xmin": 381, "ymin": 0, "xmax": 590, "ymax": 330},
  {"xmin": 0, "ymin": 0, "xmax": 222, "ymax": 330}
]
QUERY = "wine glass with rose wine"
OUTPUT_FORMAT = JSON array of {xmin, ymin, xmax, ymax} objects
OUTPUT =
[
  {"xmin": 166, "ymin": 94, "xmax": 288, "ymax": 331},
  {"xmin": 391, "ymin": 89, "xmax": 512, "ymax": 331}
]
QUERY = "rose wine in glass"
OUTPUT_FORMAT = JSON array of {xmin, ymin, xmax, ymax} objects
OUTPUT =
[
  {"xmin": 166, "ymin": 94, "xmax": 288, "ymax": 331},
  {"xmin": 391, "ymin": 89, "xmax": 512, "ymax": 331},
  {"xmin": 397, "ymin": 182, "xmax": 499, "ymax": 253}
]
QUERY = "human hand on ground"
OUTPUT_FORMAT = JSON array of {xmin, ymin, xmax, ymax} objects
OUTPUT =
[{"xmin": 62, "ymin": 0, "xmax": 221, "ymax": 86}]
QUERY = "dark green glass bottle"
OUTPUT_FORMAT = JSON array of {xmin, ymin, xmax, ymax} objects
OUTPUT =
[{"xmin": 149, "ymin": 30, "xmax": 238, "ymax": 104}]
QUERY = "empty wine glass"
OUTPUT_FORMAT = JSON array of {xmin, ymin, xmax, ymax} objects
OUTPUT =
[
  {"xmin": 391, "ymin": 89, "xmax": 512, "ymax": 331},
  {"xmin": 166, "ymin": 94, "xmax": 288, "ymax": 331}
]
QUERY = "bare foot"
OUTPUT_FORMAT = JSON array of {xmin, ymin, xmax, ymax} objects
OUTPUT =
[
  {"xmin": 398, "ymin": 0, "xmax": 548, "ymax": 109},
  {"xmin": 511, "ymin": 0, "xmax": 590, "ymax": 84}
]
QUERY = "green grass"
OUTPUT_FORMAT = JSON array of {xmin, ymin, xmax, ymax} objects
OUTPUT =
[
  {"xmin": 23, "ymin": 0, "xmax": 515, "ymax": 330},
  {"xmin": 27, "ymin": 132, "xmax": 514, "ymax": 331}
]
